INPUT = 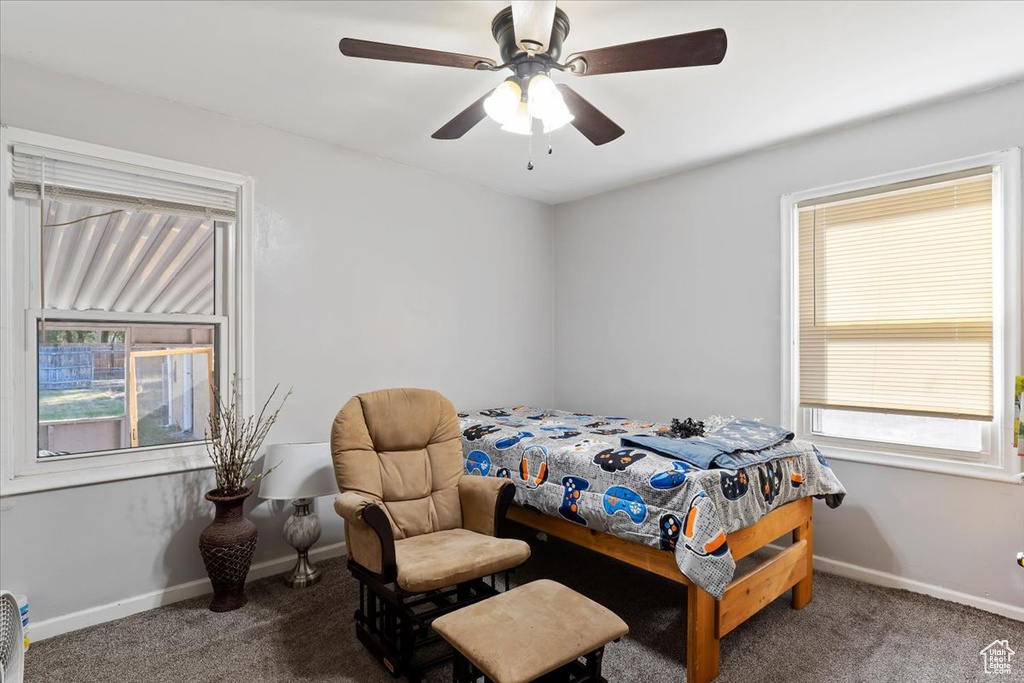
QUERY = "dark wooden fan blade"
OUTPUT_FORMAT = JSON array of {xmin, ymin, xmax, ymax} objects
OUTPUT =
[
  {"xmin": 339, "ymin": 38, "xmax": 496, "ymax": 70},
  {"xmin": 565, "ymin": 28, "xmax": 727, "ymax": 76},
  {"xmin": 432, "ymin": 91, "xmax": 492, "ymax": 140},
  {"xmin": 557, "ymin": 85, "xmax": 624, "ymax": 146}
]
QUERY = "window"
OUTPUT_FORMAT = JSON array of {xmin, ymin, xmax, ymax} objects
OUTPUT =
[
  {"xmin": 782, "ymin": 150, "xmax": 1021, "ymax": 481},
  {"xmin": 1, "ymin": 128, "xmax": 253, "ymax": 494},
  {"xmin": 38, "ymin": 322, "xmax": 214, "ymax": 456}
]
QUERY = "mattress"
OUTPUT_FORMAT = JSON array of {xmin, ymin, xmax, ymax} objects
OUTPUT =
[{"xmin": 459, "ymin": 406, "xmax": 846, "ymax": 598}]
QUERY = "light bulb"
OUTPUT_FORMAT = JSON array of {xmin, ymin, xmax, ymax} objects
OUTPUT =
[
  {"xmin": 500, "ymin": 101, "xmax": 533, "ymax": 135},
  {"xmin": 527, "ymin": 73, "xmax": 559, "ymax": 120},
  {"xmin": 483, "ymin": 80, "xmax": 522, "ymax": 125}
]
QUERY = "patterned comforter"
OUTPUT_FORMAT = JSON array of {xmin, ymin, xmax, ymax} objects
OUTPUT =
[{"xmin": 459, "ymin": 407, "xmax": 846, "ymax": 599}]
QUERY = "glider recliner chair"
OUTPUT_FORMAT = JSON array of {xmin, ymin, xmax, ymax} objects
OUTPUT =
[{"xmin": 332, "ymin": 388, "xmax": 530, "ymax": 680}]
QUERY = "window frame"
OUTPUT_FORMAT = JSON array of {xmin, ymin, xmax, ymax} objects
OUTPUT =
[
  {"xmin": 0, "ymin": 127, "xmax": 255, "ymax": 495},
  {"xmin": 781, "ymin": 149, "xmax": 1022, "ymax": 483}
]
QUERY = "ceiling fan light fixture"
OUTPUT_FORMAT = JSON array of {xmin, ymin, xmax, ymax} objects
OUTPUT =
[
  {"xmin": 483, "ymin": 79, "xmax": 523, "ymax": 125},
  {"xmin": 500, "ymin": 101, "xmax": 533, "ymax": 135}
]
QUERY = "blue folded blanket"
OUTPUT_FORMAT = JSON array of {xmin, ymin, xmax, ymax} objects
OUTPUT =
[{"xmin": 621, "ymin": 419, "xmax": 794, "ymax": 469}]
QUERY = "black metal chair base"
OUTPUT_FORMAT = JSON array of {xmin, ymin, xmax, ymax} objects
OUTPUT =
[
  {"xmin": 350, "ymin": 560, "xmax": 514, "ymax": 682},
  {"xmin": 452, "ymin": 645, "xmax": 608, "ymax": 683}
]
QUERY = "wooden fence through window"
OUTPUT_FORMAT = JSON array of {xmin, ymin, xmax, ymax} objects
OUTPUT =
[{"xmin": 38, "ymin": 345, "xmax": 126, "ymax": 390}]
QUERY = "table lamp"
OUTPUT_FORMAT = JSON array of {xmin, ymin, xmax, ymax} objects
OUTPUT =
[{"xmin": 259, "ymin": 442, "xmax": 338, "ymax": 588}]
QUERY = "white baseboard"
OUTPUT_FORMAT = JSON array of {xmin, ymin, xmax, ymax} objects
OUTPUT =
[
  {"xmin": 29, "ymin": 541, "xmax": 347, "ymax": 642},
  {"xmin": 766, "ymin": 543, "xmax": 1024, "ymax": 622}
]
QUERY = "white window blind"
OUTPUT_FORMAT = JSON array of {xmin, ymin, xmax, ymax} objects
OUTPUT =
[
  {"xmin": 798, "ymin": 169, "xmax": 994, "ymax": 420},
  {"xmin": 11, "ymin": 144, "xmax": 237, "ymax": 220}
]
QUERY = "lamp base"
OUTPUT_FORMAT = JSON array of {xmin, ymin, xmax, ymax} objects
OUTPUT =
[
  {"xmin": 283, "ymin": 498, "xmax": 323, "ymax": 589},
  {"xmin": 285, "ymin": 551, "xmax": 323, "ymax": 589}
]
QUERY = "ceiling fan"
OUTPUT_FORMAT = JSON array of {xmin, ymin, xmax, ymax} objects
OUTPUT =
[{"xmin": 338, "ymin": 1, "xmax": 727, "ymax": 149}]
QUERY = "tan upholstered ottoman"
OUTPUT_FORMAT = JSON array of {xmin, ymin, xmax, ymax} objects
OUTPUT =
[{"xmin": 432, "ymin": 579, "xmax": 628, "ymax": 683}]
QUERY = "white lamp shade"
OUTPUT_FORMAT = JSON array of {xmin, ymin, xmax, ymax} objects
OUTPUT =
[{"xmin": 259, "ymin": 442, "xmax": 337, "ymax": 500}]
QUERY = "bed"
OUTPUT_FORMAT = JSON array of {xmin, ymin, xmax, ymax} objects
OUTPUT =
[{"xmin": 459, "ymin": 406, "xmax": 846, "ymax": 683}]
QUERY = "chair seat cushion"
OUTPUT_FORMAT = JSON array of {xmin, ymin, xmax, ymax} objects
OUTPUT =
[
  {"xmin": 393, "ymin": 528, "xmax": 530, "ymax": 593},
  {"xmin": 431, "ymin": 579, "xmax": 629, "ymax": 683}
]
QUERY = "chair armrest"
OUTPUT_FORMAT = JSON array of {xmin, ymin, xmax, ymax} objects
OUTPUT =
[
  {"xmin": 334, "ymin": 492, "xmax": 397, "ymax": 581},
  {"xmin": 458, "ymin": 476, "xmax": 516, "ymax": 537},
  {"xmin": 335, "ymin": 490, "xmax": 377, "ymax": 524}
]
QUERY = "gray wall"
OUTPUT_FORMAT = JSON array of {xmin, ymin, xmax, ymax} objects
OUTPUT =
[
  {"xmin": 2, "ymin": 55, "xmax": 1021, "ymax": 629},
  {"xmin": 0, "ymin": 58, "xmax": 555, "ymax": 624},
  {"xmin": 553, "ymin": 81, "xmax": 1024, "ymax": 610}
]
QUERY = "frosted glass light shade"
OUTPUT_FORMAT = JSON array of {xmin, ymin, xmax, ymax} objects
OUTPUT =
[
  {"xmin": 259, "ymin": 442, "xmax": 337, "ymax": 500},
  {"xmin": 527, "ymin": 73, "xmax": 574, "ymax": 133},
  {"xmin": 483, "ymin": 80, "xmax": 522, "ymax": 125},
  {"xmin": 526, "ymin": 73, "xmax": 558, "ymax": 119},
  {"xmin": 541, "ymin": 97, "xmax": 574, "ymax": 133},
  {"xmin": 501, "ymin": 101, "xmax": 533, "ymax": 135}
]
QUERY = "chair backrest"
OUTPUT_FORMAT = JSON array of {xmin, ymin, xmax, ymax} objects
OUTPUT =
[{"xmin": 331, "ymin": 388, "xmax": 464, "ymax": 540}]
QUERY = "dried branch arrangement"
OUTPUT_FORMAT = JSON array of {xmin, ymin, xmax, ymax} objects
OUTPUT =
[{"xmin": 205, "ymin": 375, "xmax": 291, "ymax": 496}]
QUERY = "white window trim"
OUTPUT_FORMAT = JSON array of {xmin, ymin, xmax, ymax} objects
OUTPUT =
[
  {"xmin": 781, "ymin": 149, "xmax": 1022, "ymax": 484},
  {"xmin": 0, "ymin": 126, "xmax": 255, "ymax": 496}
]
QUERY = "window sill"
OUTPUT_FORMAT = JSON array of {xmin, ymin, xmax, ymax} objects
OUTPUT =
[
  {"xmin": 814, "ymin": 440, "xmax": 1022, "ymax": 484},
  {"xmin": 0, "ymin": 449, "xmax": 213, "ymax": 496}
]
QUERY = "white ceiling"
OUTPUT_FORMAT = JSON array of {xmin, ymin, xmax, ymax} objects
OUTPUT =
[{"xmin": 1, "ymin": 1, "xmax": 1022, "ymax": 204}]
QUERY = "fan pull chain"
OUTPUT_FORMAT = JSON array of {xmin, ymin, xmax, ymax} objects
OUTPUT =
[
  {"xmin": 526, "ymin": 124, "xmax": 534, "ymax": 171},
  {"xmin": 524, "ymin": 120, "xmax": 555, "ymax": 170}
]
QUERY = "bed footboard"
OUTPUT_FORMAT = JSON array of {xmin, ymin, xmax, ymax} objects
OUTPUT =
[{"xmin": 506, "ymin": 496, "xmax": 814, "ymax": 683}]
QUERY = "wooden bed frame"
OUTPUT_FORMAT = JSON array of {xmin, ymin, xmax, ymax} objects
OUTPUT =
[{"xmin": 506, "ymin": 496, "xmax": 814, "ymax": 683}]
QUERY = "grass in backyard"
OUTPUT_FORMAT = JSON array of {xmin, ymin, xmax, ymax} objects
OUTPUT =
[
  {"xmin": 137, "ymin": 413, "xmax": 204, "ymax": 447},
  {"xmin": 39, "ymin": 387, "xmax": 125, "ymax": 422},
  {"xmin": 40, "ymin": 382, "xmax": 205, "ymax": 446}
]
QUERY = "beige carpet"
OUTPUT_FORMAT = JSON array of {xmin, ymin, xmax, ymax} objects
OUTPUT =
[{"xmin": 25, "ymin": 525, "xmax": 1023, "ymax": 682}]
